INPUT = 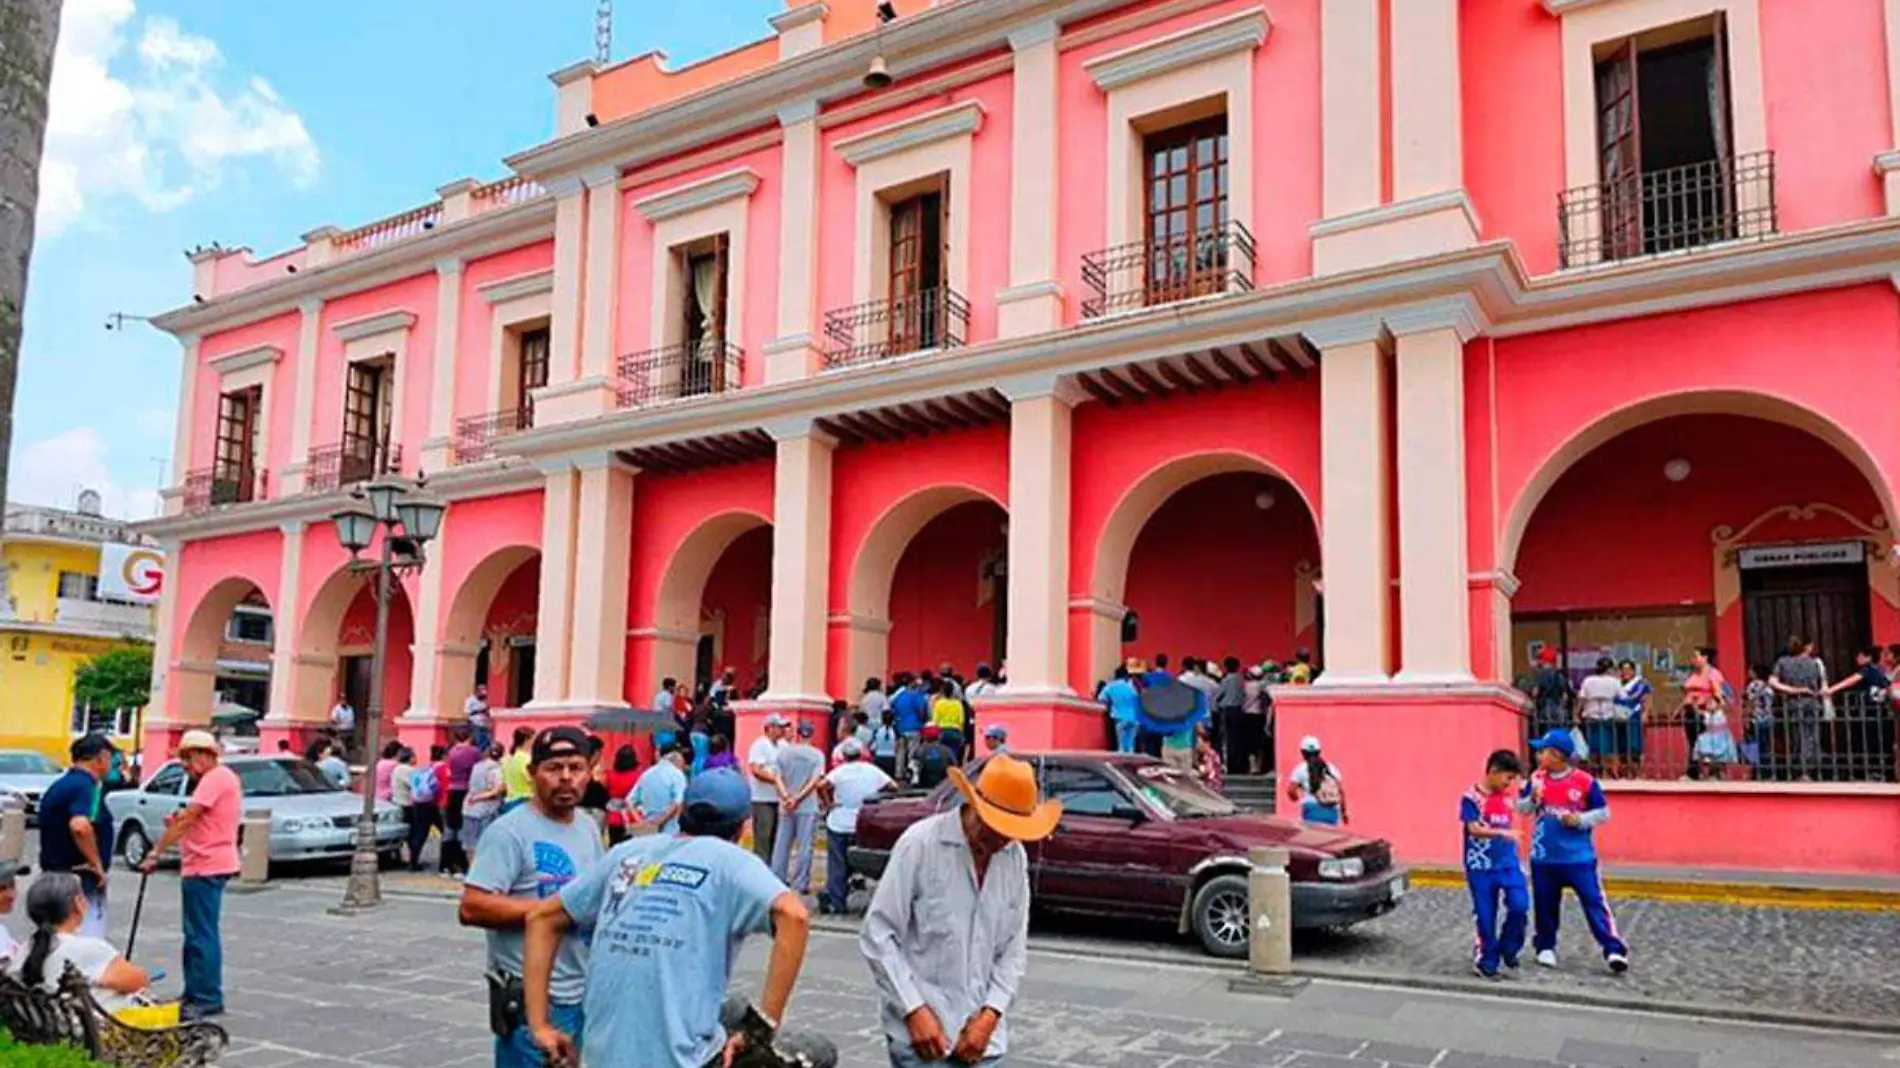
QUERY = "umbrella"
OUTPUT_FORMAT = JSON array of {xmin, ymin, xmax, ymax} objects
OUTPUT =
[
  {"xmin": 583, "ymin": 707, "xmax": 679, "ymax": 734},
  {"xmin": 210, "ymin": 703, "xmax": 263, "ymax": 726},
  {"xmin": 1136, "ymin": 678, "xmax": 1207, "ymax": 735}
]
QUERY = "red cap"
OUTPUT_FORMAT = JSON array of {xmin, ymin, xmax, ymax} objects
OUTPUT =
[{"xmin": 1537, "ymin": 647, "xmax": 1558, "ymax": 665}]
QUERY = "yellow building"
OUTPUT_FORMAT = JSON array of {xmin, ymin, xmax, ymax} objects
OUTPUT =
[{"xmin": 0, "ymin": 495, "xmax": 157, "ymax": 763}]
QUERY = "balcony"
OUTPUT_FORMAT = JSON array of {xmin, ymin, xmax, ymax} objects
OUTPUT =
[
  {"xmin": 822, "ymin": 287, "xmax": 971, "ymax": 370},
  {"xmin": 306, "ymin": 438, "xmax": 402, "ymax": 494},
  {"xmin": 1558, "ymin": 151, "xmax": 1777, "ymax": 269},
  {"xmin": 182, "ymin": 466, "xmax": 262, "ymax": 514},
  {"xmin": 1082, "ymin": 220, "xmax": 1257, "ymax": 319},
  {"xmin": 55, "ymin": 598, "xmax": 153, "ymax": 639},
  {"xmin": 453, "ymin": 408, "xmax": 530, "ymax": 465},
  {"xmin": 616, "ymin": 339, "xmax": 745, "ymax": 410}
]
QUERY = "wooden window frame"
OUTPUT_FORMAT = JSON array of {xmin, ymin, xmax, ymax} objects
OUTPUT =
[
  {"xmin": 886, "ymin": 186, "xmax": 946, "ymax": 354},
  {"xmin": 342, "ymin": 358, "xmax": 392, "ymax": 482},
  {"xmin": 214, "ymin": 385, "xmax": 262, "ymax": 504},
  {"xmin": 515, "ymin": 326, "xmax": 550, "ymax": 427},
  {"xmin": 680, "ymin": 235, "xmax": 731, "ymax": 396},
  {"xmin": 1141, "ymin": 114, "xmax": 1230, "ymax": 307}
]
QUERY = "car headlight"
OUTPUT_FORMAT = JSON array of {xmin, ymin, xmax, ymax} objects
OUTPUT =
[
  {"xmin": 376, "ymin": 808, "xmax": 401, "ymax": 825},
  {"xmin": 1318, "ymin": 857, "xmax": 1365, "ymax": 881},
  {"xmin": 278, "ymin": 816, "xmax": 324, "ymax": 833}
]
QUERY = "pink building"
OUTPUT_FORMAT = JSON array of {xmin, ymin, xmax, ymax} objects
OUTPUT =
[{"xmin": 145, "ymin": 0, "xmax": 1900, "ymax": 876}]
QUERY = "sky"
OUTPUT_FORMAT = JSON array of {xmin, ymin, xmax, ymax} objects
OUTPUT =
[{"xmin": 14, "ymin": 0, "xmax": 782, "ymax": 520}]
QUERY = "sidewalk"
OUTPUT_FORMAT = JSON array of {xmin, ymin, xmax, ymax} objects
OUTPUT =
[{"xmin": 1406, "ymin": 862, "xmax": 1900, "ymax": 909}]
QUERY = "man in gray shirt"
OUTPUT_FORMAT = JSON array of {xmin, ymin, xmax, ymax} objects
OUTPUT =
[
  {"xmin": 771, "ymin": 722, "xmax": 826, "ymax": 894},
  {"xmin": 459, "ymin": 726, "xmax": 604, "ymax": 1068}
]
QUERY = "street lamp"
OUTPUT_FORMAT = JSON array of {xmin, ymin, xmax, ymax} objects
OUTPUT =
[{"xmin": 330, "ymin": 473, "xmax": 446, "ymax": 913}]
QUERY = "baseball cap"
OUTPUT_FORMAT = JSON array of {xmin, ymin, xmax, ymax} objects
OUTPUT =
[
  {"xmin": 839, "ymin": 739, "xmax": 864, "ymax": 759},
  {"xmin": 984, "ymin": 724, "xmax": 1008, "ymax": 739},
  {"xmin": 1299, "ymin": 735, "xmax": 1322, "ymax": 754},
  {"xmin": 530, "ymin": 725, "xmax": 591, "ymax": 766},
  {"xmin": 1531, "ymin": 730, "xmax": 1576, "ymax": 758},
  {"xmin": 682, "ymin": 768, "xmax": 751, "ymax": 826},
  {"xmin": 69, "ymin": 734, "xmax": 117, "ymax": 762},
  {"xmin": 921, "ymin": 724, "xmax": 942, "ymax": 739},
  {"xmin": 763, "ymin": 713, "xmax": 789, "ymax": 728},
  {"xmin": 0, "ymin": 861, "xmax": 25, "ymax": 887},
  {"xmin": 1537, "ymin": 646, "xmax": 1559, "ymax": 665}
]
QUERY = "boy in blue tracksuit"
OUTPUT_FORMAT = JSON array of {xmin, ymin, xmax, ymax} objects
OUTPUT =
[
  {"xmin": 1461, "ymin": 749, "xmax": 1529, "ymax": 978},
  {"xmin": 1521, "ymin": 730, "xmax": 1630, "ymax": 974}
]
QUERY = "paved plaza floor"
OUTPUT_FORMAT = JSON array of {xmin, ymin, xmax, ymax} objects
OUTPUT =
[{"xmin": 74, "ymin": 870, "xmax": 1900, "ymax": 1068}]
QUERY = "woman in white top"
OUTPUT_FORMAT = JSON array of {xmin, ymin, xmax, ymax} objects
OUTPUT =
[{"xmin": 8, "ymin": 872, "xmax": 149, "ymax": 1013}]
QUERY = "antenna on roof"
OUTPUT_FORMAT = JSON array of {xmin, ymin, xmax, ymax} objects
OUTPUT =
[{"xmin": 595, "ymin": 0, "xmax": 612, "ymax": 65}]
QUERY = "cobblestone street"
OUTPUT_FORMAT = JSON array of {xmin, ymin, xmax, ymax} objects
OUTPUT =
[{"xmin": 75, "ymin": 872, "xmax": 1900, "ymax": 1068}]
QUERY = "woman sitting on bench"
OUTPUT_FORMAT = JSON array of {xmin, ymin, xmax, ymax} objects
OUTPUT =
[{"xmin": 7, "ymin": 873, "xmax": 150, "ymax": 1014}]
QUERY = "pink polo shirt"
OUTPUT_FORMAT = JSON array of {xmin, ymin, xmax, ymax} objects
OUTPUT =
[{"xmin": 181, "ymin": 764, "xmax": 242, "ymax": 877}]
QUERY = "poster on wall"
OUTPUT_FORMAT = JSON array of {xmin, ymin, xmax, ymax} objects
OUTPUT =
[{"xmin": 96, "ymin": 543, "xmax": 166, "ymax": 605}]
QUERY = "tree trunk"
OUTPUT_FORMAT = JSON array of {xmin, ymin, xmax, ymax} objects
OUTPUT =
[{"xmin": 0, "ymin": 0, "xmax": 62, "ymax": 510}]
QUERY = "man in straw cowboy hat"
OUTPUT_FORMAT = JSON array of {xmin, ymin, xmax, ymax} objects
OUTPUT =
[{"xmin": 861, "ymin": 754, "xmax": 1061, "ymax": 1066}]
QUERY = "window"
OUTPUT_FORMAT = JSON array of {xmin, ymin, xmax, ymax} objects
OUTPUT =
[
  {"xmin": 1143, "ymin": 115, "xmax": 1230, "ymax": 306},
  {"xmin": 515, "ymin": 327, "xmax": 550, "ymax": 426},
  {"xmin": 213, "ymin": 386, "xmax": 262, "ymax": 505},
  {"xmin": 1039, "ymin": 765, "xmax": 1126, "ymax": 819},
  {"xmin": 69, "ymin": 701, "xmax": 131, "ymax": 736},
  {"xmin": 145, "ymin": 764, "xmax": 186, "ymax": 796},
  {"xmin": 680, "ymin": 237, "xmax": 730, "ymax": 396},
  {"xmin": 227, "ymin": 606, "xmax": 273, "ymax": 645},
  {"xmin": 887, "ymin": 185, "xmax": 946, "ymax": 353},
  {"xmin": 342, "ymin": 358, "xmax": 394, "ymax": 482},
  {"xmin": 57, "ymin": 572, "xmax": 98, "ymax": 601},
  {"xmin": 1594, "ymin": 15, "xmax": 1733, "ymax": 258}
]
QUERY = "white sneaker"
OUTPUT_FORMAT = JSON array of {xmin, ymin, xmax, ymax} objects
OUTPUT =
[
  {"xmin": 1535, "ymin": 949, "xmax": 1558, "ymax": 968},
  {"xmin": 1607, "ymin": 953, "xmax": 1629, "ymax": 975}
]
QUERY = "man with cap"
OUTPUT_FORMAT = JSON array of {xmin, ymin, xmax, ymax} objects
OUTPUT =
[
  {"xmin": 862, "ymin": 754, "xmax": 1059, "ymax": 1066},
  {"xmin": 909, "ymin": 725, "xmax": 953, "ymax": 790},
  {"xmin": 1520, "ymin": 730, "xmax": 1628, "ymax": 974},
  {"xmin": 771, "ymin": 721, "xmax": 826, "ymax": 894},
  {"xmin": 817, "ymin": 740, "xmax": 894, "ymax": 915},
  {"xmin": 39, "ymin": 733, "xmax": 116, "ymax": 938},
  {"xmin": 981, "ymin": 724, "xmax": 1010, "ymax": 757},
  {"xmin": 747, "ymin": 715, "xmax": 788, "ymax": 865},
  {"xmin": 523, "ymin": 768, "xmax": 823, "ymax": 1068},
  {"xmin": 139, "ymin": 729, "xmax": 243, "ymax": 1019},
  {"xmin": 460, "ymin": 726, "xmax": 605, "ymax": 1068},
  {"xmin": 1285, "ymin": 736, "xmax": 1346, "ymax": 825}
]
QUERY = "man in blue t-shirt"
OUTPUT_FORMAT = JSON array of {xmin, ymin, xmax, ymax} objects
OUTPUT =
[
  {"xmin": 38, "ymin": 734, "xmax": 116, "ymax": 938},
  {"xmin": 629, "ymin": 747, "xmax": 687, "ymax": 835},
  {"xmin": 1461, "ymin": 749, "xmax": 1528, "ymax": 979},
  {"xmin": 1099, "ymin": 667, "xmax": 1142, "ymax": 754},
  {"xmin": 1521, "ymin": 731, "xmax": 1628, "ymax": 974},
  {"xmin": 522, "ymin": 769, "xmax": 817, "ymax": 1068}
]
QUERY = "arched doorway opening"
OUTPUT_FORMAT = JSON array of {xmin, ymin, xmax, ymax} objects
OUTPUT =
[
  {"xmin": 441, "ymin": 547, "xmax": 541, "ymax": 715},
  {"xmin": 651, "ymin": 512, "xmax": 773, "ymax": 701},
  {"xmin": 302, "ymin": 567, "xmax": 416, "ymax": 743},
  {"xmin": 171, "ymin": 578, "xmax": 274, "ymax": 723}
]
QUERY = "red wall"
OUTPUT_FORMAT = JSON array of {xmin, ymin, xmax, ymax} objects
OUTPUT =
[
  {"xmin": 482, "ymin": 557, "xmax": 540, "ymax": 708},
  {"xmin": 887, "ymin": 500, "xmax": 1008, "ymax": 675},
  {"xmin": 700, "ymin": 525, "xmax": 773, "ymax": 692},
  {"xmin": 1121, "ymin": 472, "xmax": 1319, "ymax": 667},
  {"xmin": 339, "ymin": 584, "xmax": 415, "ymax": 729}
]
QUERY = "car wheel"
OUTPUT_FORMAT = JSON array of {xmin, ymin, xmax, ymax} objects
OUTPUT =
[
  {"xmin": 120, "ymin": 824, "xmax": 151, "ymax": 870},
  {"xmin": 1191, "ymin": 873, "xmax": 1252, "ymax": 959}
]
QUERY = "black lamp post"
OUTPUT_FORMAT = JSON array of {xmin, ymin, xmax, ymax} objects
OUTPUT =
[{"xmin": 330, "ymin": 474, "xmax": 445, "ymax": 913}]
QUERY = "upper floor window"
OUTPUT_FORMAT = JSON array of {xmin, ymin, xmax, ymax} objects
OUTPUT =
[
  {"xmin": 226, "ymin": 604, "xmax": 273, "ymax": 645},
  {"xmin": 887, "ymin": 184, "xmax": 947, "ymax": 354},
  {"xmin": 341, "ymin": 356, "xmax": 395, "ymax": 482},
  {"xmin": 502, "ymin": 325, "xmax": 550, "ymax": 429},
  {"xmin": 1144, "ymin": 116, "xmax": 1231, "ymax": 305},
  {"xmin": 57, "ymin": 572, "xmax": 97, "ymax": 601},
  {"xmin": 681, "ymin": 237, "xmax": 730, "ymax": 396},
  {"xmin": 214, "ymin": 386, "xmax": 263, "ymax": 505}
]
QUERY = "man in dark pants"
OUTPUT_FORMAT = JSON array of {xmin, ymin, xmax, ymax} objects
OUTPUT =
[
  {"xmin": 140, "ymin": 730, "xmax": 242, "ymax": 1019},
  {"xmin": 38, "ymin": 733, "xmax": 115, "ymax": 938}
]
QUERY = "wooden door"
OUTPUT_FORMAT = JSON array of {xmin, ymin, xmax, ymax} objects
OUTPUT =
[
  {"xmin": 342, "ymin": 361, "xmax": 386, "ymax": 481},
  {"xmin": 1143, "ymin": 117, "xmax": 1230, "ymax": 306},
  {"xmin": 1742, "ymin": 564, "xmax": 1869, "ymax": 677},
  {"xmin": 517, "ymin": 328, "xmax": 550, "ymax": 427},
  {"xmin": 887, "ymin": 190, "xmax": 944, "ymax": 354},
  {"xmin": 214, "ymin": 387, "xmax": 260, "ymax": 503},
  {"xmin": 1595, "ymin": 39, "xmax": 1642, "ymax": 260}
]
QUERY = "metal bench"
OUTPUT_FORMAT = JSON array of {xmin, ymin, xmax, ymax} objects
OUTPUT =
[{"xmin": 0, "ymin": 965, "xmax": 227, "ymax": 1068}]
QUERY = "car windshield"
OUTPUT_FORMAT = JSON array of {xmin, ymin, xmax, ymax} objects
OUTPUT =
[
  {"xmin": 234, "ymin": 760, "xmax": 337, "ymax": 797},
  {"xmin": 1126, "ymin": 763, "xmax": 1239, "ymax": 818},
  {"xmin": 0, "ymin": 753, "xmax": 60, "ymax": 775}
]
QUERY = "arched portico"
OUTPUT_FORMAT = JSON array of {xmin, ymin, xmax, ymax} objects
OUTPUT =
[
  {"xmin": 293, "ymin": 565, "xmax": 416, "ymax": 737},
  {"xmin": 432, "ymin": 545, "xmax": 541, "ymax": 717},
  {"xmin": 643, "ymin": 510, "xmax": 773, "ymax": 701},
  {"xmin": 170, "ymin": 577, "xmax": 272, "ymax": 722}
]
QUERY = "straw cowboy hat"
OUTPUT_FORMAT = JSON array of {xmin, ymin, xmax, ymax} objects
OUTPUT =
[
  {"xmin": 177, "ymin": 729, "xmax": 220, "ymax": 755},
  {"xmin": 948, "ymin": 754, "xmax": 1062, "ymax": 842}
]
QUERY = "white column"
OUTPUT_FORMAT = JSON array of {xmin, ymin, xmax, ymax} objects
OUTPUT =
[
  {"xmin": 1000, "ymin": 373, "xmax": 1084, "ymax": 694},
  {"xmin": 763, "ymin": 419, "xmax": 835, "ymax": 702},
  {"xmin": 1390, "ymin": 300, "xmax": 1484, "ymax": 683},
  {"xmin": 148, "ymin": 537, "xmax": 183, "ymax": 720},
  {"xmin": 765, "ymin": 101, "xmax": 823, "ymax": 383},
  {"xmin": 1389, "ymin": 0, "xmax": 1463, "ymax": 201},
  {"xmin": 423, "ymin": 259, "xmax": 463, "ymax": 472},
  {"xmin": 997, "ymin": 20, "xmax": 1064, "ymax": 339},
  {"xmin": 406, "ymin": 507, "xmax": 451, "ymax": 721},
  {"xmin": 531, "ymin": 461, "xmax": 579, "ymax": 706},
  {"xmin": 267, "ymin": 521, "xmax": 306, "ymax": 720},
  {"xmin": 547, "ymin": 177, "xmax": 587, "ymax": 383},
  {"xmin": 1310, "ymin": 318, "xmax": 1391, "ymax": 683},
  {"xmin": 165, "ymin": 335, "xmax": 200, "ymax": 515},
  {"xmin": 1320, "ymin": 0, "xmax": 1382, "ymax": 218},
  {"xmin": 579, "ymin": 165, "xmax": 622, "ymax": 380},
  {"xmin": 281, "ymin": 298, "xmax": 323, "ymax": 495},
  {"xmin": 566, "ymin": 454, "xmax": 637, "ymax": 711}
]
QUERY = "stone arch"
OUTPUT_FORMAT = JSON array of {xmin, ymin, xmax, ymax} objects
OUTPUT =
[
  {"xmin": 293, "ymin": 564, "xmax": 415, "ymax": 734},
  {"xmin": 169, "ymin": 577, "xmax": 271, "ymax": 721},
  {"xmin": 648, "ymin": 510, "xmax": 772, "ymax": 695},
  {"xmin": 435, "ymin": 545, "xmax": 541, "ymax": 715}
]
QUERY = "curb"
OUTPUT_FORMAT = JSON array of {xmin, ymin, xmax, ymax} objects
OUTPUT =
[{"xmin": 1404, "ymin": 868, "xmax": 1900, "ymax": 911}]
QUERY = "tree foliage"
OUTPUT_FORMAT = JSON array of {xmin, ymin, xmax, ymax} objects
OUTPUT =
[{"xmin": 73, "ymin": 644, "xmax": 153, "ymax": 715}]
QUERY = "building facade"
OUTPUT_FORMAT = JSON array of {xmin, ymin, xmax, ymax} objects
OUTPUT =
[
  {"xmin": 0, "ymin": 497, "xmax": 158, "ymax": 762},
  {"xmin": 144, "ymin": 0, "xmax": 1900, "ymax": 873}
]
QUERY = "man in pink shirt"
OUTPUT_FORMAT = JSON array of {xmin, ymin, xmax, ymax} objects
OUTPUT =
[{"xmin": 139, "ymin": 730, "xmax": 241, "ymax": 1020}]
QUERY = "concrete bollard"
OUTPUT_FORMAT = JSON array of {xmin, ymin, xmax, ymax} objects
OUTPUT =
[
  {"xmin": 0, "ymin": 807, "xmax": 23, "ymax": 864},
  {"xmin": 238, "ymin": 808, "xmax": 272, "ymax": 886},
  {"xmin": 1247, "ymin": 845, "xmax": 1292, "ymax": 975}
]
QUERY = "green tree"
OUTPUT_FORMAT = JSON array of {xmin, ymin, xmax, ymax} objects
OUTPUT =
[
  {"xmin": 73, "ymin": 644, "xmax": 154, "ymax": 717},
  {"xmin": 0, "ymin": 0, "xmax": 63, "ymax": 509}
]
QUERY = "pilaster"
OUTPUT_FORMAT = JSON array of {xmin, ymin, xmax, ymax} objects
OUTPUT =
[
  {"xmin": 999, "ymin": 20, "xmax": 1065, "ymax": 339},
  {"xmin": 266, "ymin": 522, "xmax": 312, "ymax": 723},
  {"xmin": 579, "ymin": 165, "xmax": 622, "ymax": 381},
  {"xmin": 762, "ymin": 419, "xmax": 835, "ymax": 703},
  {"xmin": 169, "ymin": 335, "xmax": 200, "ymax": 504},
  {"xmin": 768, "ymin": 101, "xmax": 824, "ymax": 383},
  {"xmin": 281, "ymin": 299, "xmax": 323, "ymax": 495},
  {"xmin": 1311, "ymin": 316, "xmax": 1392, "ymax": 684},
  {"xmin": 423, "ymin": 259, "xmax": 464, "ymax": 472},
  {"xmin": 531, "ymin": 460, "xmax": 580, "ymax": 706},
  {"xmin": 405, "ymin": 507, "xmax": 452, "ymax": 722},
  {"xmin": 547, "ymin": 176, "xmax": 587, "ymax": 384},
  {"xmin": 567, "ymin": 453, "xmax": 637, "ymax": 710},
  {"xmin": 999, "ymin": 372, "xmax": 1085, "ymax": 695}
]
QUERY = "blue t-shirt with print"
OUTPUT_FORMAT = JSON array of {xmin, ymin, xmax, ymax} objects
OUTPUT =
[
  {"xmin": 628, "ymin": 761, "xmax": 687, "ymax": 835},
  {"xmin": 561, "ymin": 834, "xmax": 787, "ymax": 1068}
]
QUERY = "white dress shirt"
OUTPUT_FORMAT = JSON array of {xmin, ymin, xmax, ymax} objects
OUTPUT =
[{"xmin": 859, "ymin": 811, "xmax": 1030, "ymax": 1059}]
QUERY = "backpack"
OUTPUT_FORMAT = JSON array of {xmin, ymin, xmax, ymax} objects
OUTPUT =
[{"xmin": 411, "ymin": 766, "xmax": 439, "ymax": 805}]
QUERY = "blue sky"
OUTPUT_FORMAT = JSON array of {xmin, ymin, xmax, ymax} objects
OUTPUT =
[{"xmin": 15, "ymin": 0, "xmax": 780, "ymax": 518}]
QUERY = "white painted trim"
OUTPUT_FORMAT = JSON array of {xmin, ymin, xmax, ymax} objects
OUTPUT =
[
  {"xmin": 996, "ymin": 371, "xmax": 1088, "ymax": 407},
  {"xmin": 631, "ymin": 167, "xmax": 762, "ymax": 223},
  {"xmin": 1467, "ymin": 569, "xmax": 1522, "ymax": 598},
  {"xmin": 1383, "ymin": 295, "xmax": 1489, "ymax": 342},
  {"xmin": 825, "ymin": 613, "xmax": 894, "ymax": 635},
  {"xmin": 478, "ymin": 269, "xmax": 555, "ymax": 305},
  {"xmin": 1008, "ymin": 17, "xmax": 1059, "ymax": 51},
  {"xmin": 1082, "ymin": 7, "xmax": 1269, "ymax": 91},
  {"xmin": 770, "ymin": 3, "xmax": 829, "ymax": 32},
  {"xmin": 1875, "ymin": 150, "xmax": 1900, "ymax": 176},
  {"xmin": 1308, "ymin": 189, "xmax": 1483, "ymax": 239},
  {"xmin": 1067, "ymin": 596, "xmax": 1129, "ymax": 621},
  {"xmin": 332, "ymin": 309, "xmax": 417, "ymax": 341},
  {"xmin": 1303, "ymin": 313, "xmax": 1386, "ymax": 349},
  {"xmin": 834, "ymin": 101, "xmax": 987, "ymax": 168},
  {"xmin": 778, "ymin": 99, "xmax": 820, "ymax": 126},
  {"xmin": 549, "ymin": 59, "xmax": 600, "ymax": 87},
  {"xmin": 207, "ymin": 343, "xmax": 282, "ymax": 376}
]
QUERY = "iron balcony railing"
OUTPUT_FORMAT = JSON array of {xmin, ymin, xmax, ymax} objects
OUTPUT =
[
  {"xmin": 1081, "ymin": 219, "xmax": 1256, "ymax": 319},
  {"xmin": 1558, "ymin": 151, "xmax": 1777, "ymax": 268},
  {"xmin": 453, "ymin": 407, "xmax": 530, "ymax": 465},
  {"xmin": 306, "ymin": 437, "xmax": 401, "ymax": 494},
  {"xmin": 617, "ymin": 338, "xmax": 745, "ymax": 410},
  {"xmin": 822, "ymin": 287, "xmax": 971, "ymax": 369},
  {"xmin": 182, "ymin": 465, "xmax": 261, "ymax": 513}
]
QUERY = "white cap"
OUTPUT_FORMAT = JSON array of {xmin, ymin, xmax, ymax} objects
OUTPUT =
[
  {"xmin": 763, "ymin": 713, "xmax": 789, "ymax": 728},
  {"xmin": 178, "ymin": 729, "xmax": 221, "ymax": 755},
  {"xmin": 1299, "ymin": 735, "xmax": 1322, "ymax": 753}
]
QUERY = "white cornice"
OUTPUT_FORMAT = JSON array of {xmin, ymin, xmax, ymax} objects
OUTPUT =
[
  {"xmin": 632, "ymin": 168, "xmax": 762, "ymax": 223},
  {"xmin": 549, "ymin": 59, "xmax": 600, "ymax": 87},
  {"xmin": 1301, "ymin": 314, "xmax": 1385, "ymax": 350},
  {"xmin": 1384, "ymin": 295, "xmax": 1489, "ymax": 343},
  {"xmin": 777, "ymin": 99, "xmax": 820, "ymax": 126},
  {"xmin": 1008, "ymin": 18, "xmax": 1059, "ymax": 52},
  {"xmin": 1309, "ymin": 189, "xmax": 1483, "ymax": 240},
  {"xmin": 1540, "ymin": 0, "xmax": 1614, "ymax": 13},
  {"xmin": 995, "ymin": 371, "xmax": 1089, "ymax": 408},
  {"xmin": 1083, "ymin": 7, "xmax": 1269, "ymax": 92},
  {"xmin": 207, "ymin": 343, "xmax": 282, "ymax": 376},
  {"xmin": 332, "ymin": 309, "xmax": 417, "ymax": 341},
  {"xmin": 478, "ymin": 269, "xmax": 555, "ymax": 305},
  {"xmin": 1875, "ymin": 150, "xmax": 1900, "ymax": 177},
  {"xmin": 834, "ymin": 101, "xmax": 986, "ymax": 168},
  {"xmin": 769, "ymin": 3, "xmax": 829, "ymax": 33}
]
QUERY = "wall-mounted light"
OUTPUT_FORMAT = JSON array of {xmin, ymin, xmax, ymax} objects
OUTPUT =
[
  {"xmin": 1254, "ymin": 491, "xmax": 1276, "ymax": 511},
  {"xmin": 584, "ymin": 112, "xmax": 600, "ymax": 128},
  {"xmin": 1663, "ymin": 458, "xmax": 1692, "ymax": 483}
]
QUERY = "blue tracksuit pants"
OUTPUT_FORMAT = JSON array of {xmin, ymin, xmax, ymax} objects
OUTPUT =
[
  {"xmin": 1466, "ymin": 867, "xmax": 1528, "ymax": 974},
  {"xmin": 1531, "ymin": 860, "xmax": 1627, "ymax": 957}
]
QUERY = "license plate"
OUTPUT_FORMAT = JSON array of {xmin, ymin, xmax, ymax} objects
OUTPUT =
[{"xmin": 1388, "ymin": 875, "xmax": 1408, "ymax": 902}]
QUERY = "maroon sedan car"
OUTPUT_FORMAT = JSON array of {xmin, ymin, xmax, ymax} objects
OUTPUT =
[{"xmin": 848, "ymin": 751, "xmax": 1408, "ymax": 958}]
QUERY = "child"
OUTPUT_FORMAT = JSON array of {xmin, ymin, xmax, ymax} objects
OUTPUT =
[
  {"xmin": 1194, "ymin": 726, "xmax": 1225, "ymax": 793},
  {"xmin": 1694, "ymin": 695, "xmax": 1739, "ymax": 779},
  {"xmin": 1462, "ymin": 749, "xmax": 1528, "ymax": 979},
  {"xmin": 1521, "ymin": 731, "xmax": 1629, "ymax": 974}
]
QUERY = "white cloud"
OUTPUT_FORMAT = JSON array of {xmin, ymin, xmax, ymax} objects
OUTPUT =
[
  {"xmin": 11, "ymin": 427, "xmax": 161, "ymax": 521},
  {"xmin": 39, "ymin": 0, "xmax": 319, "ymax": 236}
]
